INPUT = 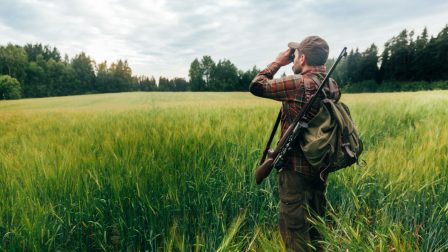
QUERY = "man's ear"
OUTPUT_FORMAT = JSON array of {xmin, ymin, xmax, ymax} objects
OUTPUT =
[{"xmin": 300, "ymin": 54, "xmax": 306, "ymax": 65}]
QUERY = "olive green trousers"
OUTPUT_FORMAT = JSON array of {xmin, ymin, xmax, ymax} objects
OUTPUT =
[{"xmin": 278, "ymin": 168, "xmax": 327, "ymax": 252}]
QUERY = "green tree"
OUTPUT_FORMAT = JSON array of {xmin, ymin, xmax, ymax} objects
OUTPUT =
[
  {"xmin": 95, "ymin": 61, "xmax": 110, "ymax": 92},
  {"xmin": 200, "ymin": 56, "xmax": 215, "ymax": 90},
  {"xmin": 413, "ymin": 27, "xmax": 430, "ymax": 80},
  {"xmin": 0, "ymin": 44, "xmax": 28, "ymax": 84},
  {"xmin": 46, "ymin": 59, "xmax": 75, "ymax": 96},
  {"xmin": 138, "ymin": 75, "xmax": 157, "ymax": 91},
  {"xmin": 346, "ymin": 49, "xmax": 362, "ymax": 83},
  {"xmin": 238, "ymin": 66, "xmax": 259, "ymax": 91},
  {"xmin": 380, "ymin": 29, "xmax": 413, "ymax": 81},
  {"xmin": 189, "ymin": 58, "xmax": 205, "ymax": 91},
  {"xmin": 109, "ymin": 60, "xmax": 135, "ymax": 92},
  {"xmin": 173, "ymin": 78, "xmax": 189, "ymax": 91},
  {"xmin": 24, "ymin": 43, "xmax": 61, "ymax": 62},
  {"xmin": 71, "ymin": 52, "xmax": 95, "ymax": 94},
  {"xmin": 433, "ymin": 25, "xmax": 448, "ymax": 80},
  {"xmin": 24, "ymin": 58, "xmax": 45, "ymax": 97},
  {"xmin": 359, "ymin": 44, "xmax": 380, "ymax": 82},
  {"xmin": 158, "ymin": 76, "xmax": 173, "ymax": 91},
  {"xmin": 0, "ymin": 75, "xmax": 22, "ymax": 99},
  {"xmin": 210, "ymin": 59, "xmax": 239, "ymax": 91}
]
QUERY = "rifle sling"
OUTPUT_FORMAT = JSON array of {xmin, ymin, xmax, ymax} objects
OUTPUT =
[
  {"xmin": 269, "ymin": 109, "xmax": 282, "ymax": 146},
  {"xmin": 260, "ymin": 109, "xmax": 282, "ymax": 164}
]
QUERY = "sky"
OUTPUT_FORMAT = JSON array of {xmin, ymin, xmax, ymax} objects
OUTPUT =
[{"xmin": 1, "ymin": 0, "xmax": 447, "ymax": 79}]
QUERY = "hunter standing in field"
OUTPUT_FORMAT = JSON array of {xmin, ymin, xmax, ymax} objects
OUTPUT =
[{"xmin": 249, "ymin": 36, "xmax": 341, "ymax": 251}]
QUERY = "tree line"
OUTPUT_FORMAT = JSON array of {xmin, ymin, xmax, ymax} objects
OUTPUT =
[
  {"xmin": 0, "ymin": 43, "xmax": 191, "ymax": 99},
  {"xmin": 0, "ymin": 43, "xmax": 259, "ymax": 99},
  {"xmin": 188, "ymin": 56, "xmax": 259, "ymax": 91},
  {"xmin": 1, "ymin": 25, "xmax": 447, "ymax": 99},
  {"xmin": 329, "ymin": 25, "xmax": 448, "ymax": 92}
]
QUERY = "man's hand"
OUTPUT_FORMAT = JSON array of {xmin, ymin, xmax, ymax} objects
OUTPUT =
[{"xmin": 274, "ymin": 48, "xmax": 294, "ymax": 67}]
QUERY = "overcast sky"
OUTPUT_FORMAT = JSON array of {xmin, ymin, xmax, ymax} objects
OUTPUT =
[{"xmin": 1, "ymin": 0, "xmax": 447, "ymax": 79}]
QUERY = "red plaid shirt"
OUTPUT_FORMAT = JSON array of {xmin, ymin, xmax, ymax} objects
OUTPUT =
[{"xmin": 250, "ymin": 62, "xmax": 340, "ymax": 177}]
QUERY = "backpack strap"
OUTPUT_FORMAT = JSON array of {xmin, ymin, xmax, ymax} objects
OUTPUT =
[
  {"xmin": 309, "ymin": 73, "xmax": 341, "ymax": 102},
  {"xmin": 308, "ymin": 74, "xmax": 328, "ymax": 99}
]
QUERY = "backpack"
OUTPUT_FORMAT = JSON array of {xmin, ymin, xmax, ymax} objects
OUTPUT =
[{"xmin": 300, "ymin": 76, "xmax": 364, "ymax": 180}]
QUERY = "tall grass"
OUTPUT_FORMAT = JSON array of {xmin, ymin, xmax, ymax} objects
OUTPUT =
[{"xmin": 0, "ymin": 91, "xmax": 447, "ymax": 251}]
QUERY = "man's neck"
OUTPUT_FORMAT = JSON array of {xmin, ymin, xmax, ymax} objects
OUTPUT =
[{"xmin": 301, "ymin": 65, "xmax": 312, "ymax": 74}]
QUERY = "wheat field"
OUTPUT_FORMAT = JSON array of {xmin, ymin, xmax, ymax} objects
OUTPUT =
[{"xmin": 0, "ymin": 91, "xmax": 447, "ymax": 251}]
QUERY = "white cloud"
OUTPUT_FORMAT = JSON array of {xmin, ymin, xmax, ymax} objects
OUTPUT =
[{"xmin": 0, "ymin": 0, "xmax": 447, "ymax": 79}]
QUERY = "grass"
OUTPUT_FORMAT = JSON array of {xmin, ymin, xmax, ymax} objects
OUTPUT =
[{"xmin": 0, "ymin": 91, "xmax": 447, "ymax": 251}]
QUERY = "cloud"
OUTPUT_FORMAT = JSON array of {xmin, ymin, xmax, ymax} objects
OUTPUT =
[{"xmin": 0, "ymin": 0, "xmax": 447, "ymax": 79}]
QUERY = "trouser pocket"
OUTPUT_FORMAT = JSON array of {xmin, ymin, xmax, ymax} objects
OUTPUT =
[
  {"xmin": 279, "ymin": 201, "xmax": 306, "ymax": 230},
  {"xmin": 278, "ymin": 200, "xmax": 311, "ymax": 251},
  {"xmin": 278, "ymin": 169, "xmax": 308, "ymax": 230},
  {"xmin": 278, "ymin": 169, "xmax": 326, "ymax": 251}
]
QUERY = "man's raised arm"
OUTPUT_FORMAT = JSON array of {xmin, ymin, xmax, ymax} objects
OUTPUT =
[
  {"xmin": 249, "ymin": 62, "xmax": 281, "ymax": 97},
  {"xmin": 248, "ymin": 49, "xmax": 303, "ymax": 102}
]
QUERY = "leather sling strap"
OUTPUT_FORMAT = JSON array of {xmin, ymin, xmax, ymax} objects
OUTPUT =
[{"xmin": 260, "ymin": 109, "xmax": 282, "ymax": 164}]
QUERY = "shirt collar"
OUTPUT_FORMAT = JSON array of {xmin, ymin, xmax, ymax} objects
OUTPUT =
[{"xmin": 301, "ymin": 65, "xmax": 327, "ymax": 75}]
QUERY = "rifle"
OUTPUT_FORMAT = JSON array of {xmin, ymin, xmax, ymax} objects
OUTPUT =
[{"xmin": 255, "ymin": 47, "xmax": 347, "ymax": 185}]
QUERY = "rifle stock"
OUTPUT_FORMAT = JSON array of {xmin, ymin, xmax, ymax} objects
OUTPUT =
[
  {"xmin": 254, "ymin": 124, "xmax": 295, "ymax": 184},
  {"xmin": 255, "ymin": 156, "xmax": 274, "ymax": 184}
]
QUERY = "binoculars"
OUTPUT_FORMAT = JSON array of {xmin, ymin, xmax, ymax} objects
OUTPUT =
[{"xmin": 288, "ymin": 48, "xmax": 295, "ymax": 62}]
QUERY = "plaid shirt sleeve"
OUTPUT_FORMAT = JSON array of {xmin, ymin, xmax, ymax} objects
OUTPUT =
[{"xmin": 249, "ymin": 62, "xmax": 305, "ymax": 102}]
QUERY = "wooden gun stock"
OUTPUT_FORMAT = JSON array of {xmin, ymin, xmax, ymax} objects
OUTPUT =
[
  {"xmin": 254, "ymin": 124, "xmax": 295, "ymax": 184},
  {"xmin": 255, "ymin": 149, "xmax": 275, "ymax": 184}
]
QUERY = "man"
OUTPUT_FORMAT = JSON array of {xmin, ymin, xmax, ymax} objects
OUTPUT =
[{"xmin": 249, "ymin": 36, "xmax": 341, "ymax": 251}]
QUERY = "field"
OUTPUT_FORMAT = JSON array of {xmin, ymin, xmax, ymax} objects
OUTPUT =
[{"xmin": 1, "ymin": 91, "xmax": 448, "ymax": 251}]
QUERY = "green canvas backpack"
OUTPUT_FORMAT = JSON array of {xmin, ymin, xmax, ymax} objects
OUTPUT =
[{"xmin": 300, "ymin": 76, "xmax": 364, "ymax": 180}]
